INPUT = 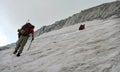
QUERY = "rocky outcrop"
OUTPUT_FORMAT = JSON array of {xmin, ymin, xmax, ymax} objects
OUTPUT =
[
  {"xmin": 34, "ymin": 19, "xmax": 67, "ymax": 37},
  {"xmin": 64, "ymin": 1, "xmax": 120, "ymax": 26}
]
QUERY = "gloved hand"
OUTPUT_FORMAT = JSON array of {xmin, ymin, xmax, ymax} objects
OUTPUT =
[
  {"xmin": 32, "ymin": 37, "xmax": 34, "ymax": 41},
  {"xmin": 17, "ymin": 29, "xmax": 20, "ymax": 32}
]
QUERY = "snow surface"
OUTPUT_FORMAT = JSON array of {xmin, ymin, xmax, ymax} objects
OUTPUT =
[{"xmin": 0, "ymin": 18, "xmax": 120, "ymax": 72}]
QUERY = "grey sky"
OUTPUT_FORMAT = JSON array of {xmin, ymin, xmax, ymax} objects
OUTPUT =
[{"xmin": 0, "ymin": 0, "xmax": 115, "ymax": 46}]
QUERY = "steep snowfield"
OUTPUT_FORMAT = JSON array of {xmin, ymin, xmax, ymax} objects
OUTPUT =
[{"xmin": 0, "ymin": 18, "xmax": 120, "ymax": 72}]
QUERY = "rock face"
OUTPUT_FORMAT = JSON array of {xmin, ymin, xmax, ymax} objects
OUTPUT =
[
  {"xmin": 35, "ymin": 19, "xmax": 67, "ymax": 37},
  {"xmin": 35, "ymin": 1, "xmax": 120, "ymax": 37},
  {"xmin": 64, "ymin": 1, "xmax": 120, "ymax": 26}
]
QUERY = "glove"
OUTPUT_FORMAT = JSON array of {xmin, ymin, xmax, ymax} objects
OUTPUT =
[
  {"xmin": 32, "ymin": 37, "xmax": 34, "ymax": 41},
  {"xmin": 17, "ymin": 29, "xmax": 20, "ymax": 32}
]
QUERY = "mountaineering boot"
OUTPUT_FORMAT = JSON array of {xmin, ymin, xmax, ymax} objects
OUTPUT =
[
  {"xmin": 13, "ymin": 50, "xmax": 17, "ymax": 54},
  {"xmin": 16, "ymin": 53, "xmax": 21, "ymax": 57}
]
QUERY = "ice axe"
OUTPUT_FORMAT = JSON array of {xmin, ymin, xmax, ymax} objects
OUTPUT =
[
  {"xmin": 27, "ymin": 39, "xmax": 33, "ymax": 51},
  {"xmin": 27, "ymin": 19, "xmax": 30, "ymax": 22}
]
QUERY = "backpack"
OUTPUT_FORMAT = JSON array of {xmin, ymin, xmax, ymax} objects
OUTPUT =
[
  {"xmin": 79, "ymin": 24, "xmax": 85, "ymax": 30},
  {"xmin": 18, "ymin": 23, "xmax": 34, "ymax": 36}
]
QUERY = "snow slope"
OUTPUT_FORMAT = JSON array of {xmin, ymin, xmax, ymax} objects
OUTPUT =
[{"xmin": 0, "ymin": 18, "xmax": 120, "ymax": 72}]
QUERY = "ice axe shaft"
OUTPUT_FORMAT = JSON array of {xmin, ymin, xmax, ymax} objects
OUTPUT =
[{"xmin": 27, "ymin": 40, "xmax": 32, "ymax": 51}]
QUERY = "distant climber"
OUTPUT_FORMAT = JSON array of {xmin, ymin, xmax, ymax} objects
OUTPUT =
[
  {"xmin": 13, "ymin": 22, "xmax": 35, "ymax": 57},
  {"xmin": 79, "ymin": 24, "xmax": 85, "ymax": 30}
]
